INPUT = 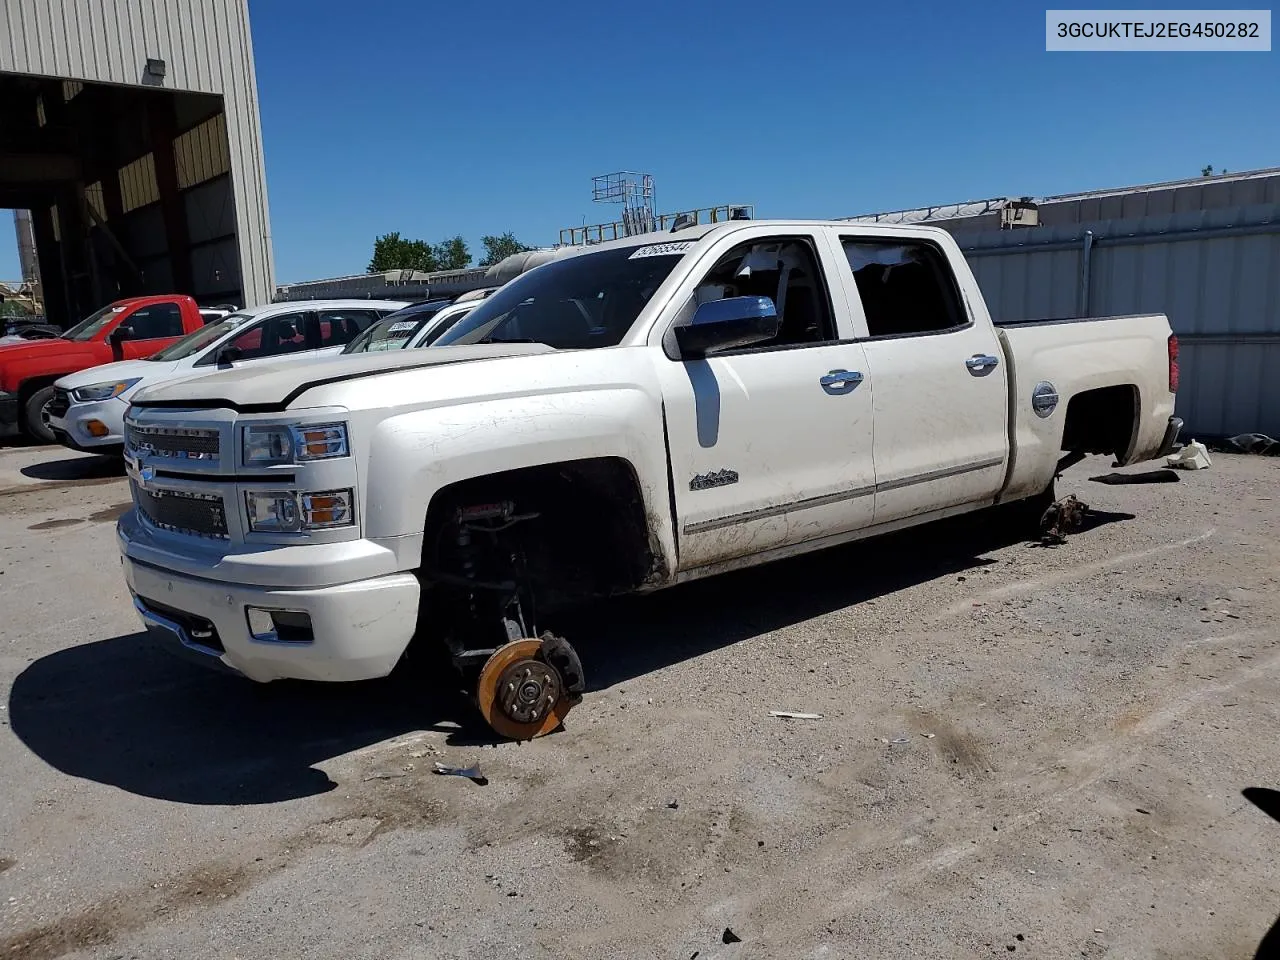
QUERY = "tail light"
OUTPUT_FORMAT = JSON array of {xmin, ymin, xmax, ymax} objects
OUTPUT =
[{"xmin": 1167, "ymin": 333, "xmax": 1179, "ymax": 393}]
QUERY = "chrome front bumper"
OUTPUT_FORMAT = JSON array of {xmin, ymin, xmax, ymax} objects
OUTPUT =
[{"xmin": 133, "ymin": 595, "xmax": 241, "ymax": 676}]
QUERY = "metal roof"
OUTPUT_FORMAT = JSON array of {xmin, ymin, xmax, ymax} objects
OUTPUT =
[{"xmin": 844, "ymin": 165, "xmax": 1280, "ymax": 227}]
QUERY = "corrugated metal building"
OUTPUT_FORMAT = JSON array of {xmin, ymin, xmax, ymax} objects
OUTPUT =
[
  {"xmin": 846, "ymin": 169, "xmax": 1280, "ymax": 437},
  {"xmin": 0, "ymin": 0, "xmax": 274, "ymax": 323},
  {"xmin": 275, "ymin": 250, "xmax": 571, "ymax": 303}
]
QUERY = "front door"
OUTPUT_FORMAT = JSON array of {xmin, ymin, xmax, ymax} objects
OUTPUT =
[
  {"xmin": 656, "ymin": 231, "xmax": 877, "ymax": 571},
  {"xmin": 834, "ymin": 235, "xmax": 1009, "ymax": 523}
]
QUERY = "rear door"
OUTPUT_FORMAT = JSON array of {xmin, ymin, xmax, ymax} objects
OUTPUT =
[
  {"xmin": 120, "ymin": 301, "xmax": 186, "ymax": 359},
  {"xmin": 832, "ymin": 234, "xmax": 1008, "ymax": 523},
  {"xmin": 656, "ymin": 228, "xmax": 877, "ymax": 570}
]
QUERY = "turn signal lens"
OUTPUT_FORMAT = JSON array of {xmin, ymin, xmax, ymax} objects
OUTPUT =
[
  {"xmin": 294, "ymin": 424, "xmax": 348, "ymax": 460},
  {"xmin": 300, "ymin": 489, "xmax": 354, "ymax": 528}
]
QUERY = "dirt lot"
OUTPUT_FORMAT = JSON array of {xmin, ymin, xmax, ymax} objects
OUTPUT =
[{"xmin": 1, "ymin": 444, "xmax": 1277, "ymax": 959}]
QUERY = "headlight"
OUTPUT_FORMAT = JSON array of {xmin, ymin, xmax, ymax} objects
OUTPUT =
[
  {"xmin": 246, "ymin": 488, "xmax": 355, "ymax": 533},
  {"xmin": 71, "ymin": 378, "xmax": 141, "ymax": 402},
  {"xmin": 242, "ymin": 422, "xmax": 349, "ymax": 465}
]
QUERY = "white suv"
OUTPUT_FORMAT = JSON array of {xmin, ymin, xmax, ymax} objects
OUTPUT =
[{"xmin": 48, "ymin": 299, "xmax": 407, "ymax": 456}]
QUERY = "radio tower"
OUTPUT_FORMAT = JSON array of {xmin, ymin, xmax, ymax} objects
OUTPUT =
[{"xmin": 591, "ymin": 172, "xmax": 656, "ymax": 236}]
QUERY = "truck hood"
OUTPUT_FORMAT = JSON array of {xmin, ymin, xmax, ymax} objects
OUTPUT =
[
  {"xmin": 130, "ymin": 342, "xmax": 556, "ymax": 410},
  {"xmin": 0, "ymin": 338, "xmax": 77, "ymax": 363},
  {"xmin": 56, "ymin": 358, "xmax": 179, "ymax": 391}
]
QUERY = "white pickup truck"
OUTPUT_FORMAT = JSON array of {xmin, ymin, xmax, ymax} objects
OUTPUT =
[{"xmin": 116, "ymin": 220, "xmax": 1181, "ymax": 739}]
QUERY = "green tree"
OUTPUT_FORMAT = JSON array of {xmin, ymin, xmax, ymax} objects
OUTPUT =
[
  {"xmin": 478, "ymin": 232, "xmax": 534, "ymax": 267},
  {"xmin": 433, "ymin": 235, "xmax": 471, "ymax": 270},
  {"xmin": 368, "ymin": 232, "xmax": 438, "ymax": 272}
]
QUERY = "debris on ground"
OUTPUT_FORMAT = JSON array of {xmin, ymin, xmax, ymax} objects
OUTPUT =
[
  {"xmin": 1039, "ymin": 494, "xmax": 1089, "ymax": 545},
  {"xmin": 1167, "ymin": 440, "xmax": 1212, "ymax": 470},
  {"xmin": 432, "ymin": 762, "xmax": 489, "ymax": 785},
  {"xmin": 769, "ymin": 711, "xmax": 823, "ymax": 720},
  {"xmin": 1224, "ymin": 433, "xmax": 1280, "ymax": 456},
  {"xmin": 722, "ymin": 928, "xmax": 742, "ymax": 944},
  {"xmin": 1089, "ymin": 469, "xmax": 1180, "ymax": 485}
]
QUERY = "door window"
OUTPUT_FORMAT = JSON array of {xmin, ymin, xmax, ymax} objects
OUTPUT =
[
  {"xmin": 316, "ymin": 310, "xmax": 378, "ymax": 348},
  {"xmin": 127, "ymin": 302, "xmax": 184, "ymax": 339},
  {"xmin": 685, "ymin": 237, "xmax": 835, "ymax": 350},
  {"xmin": 839, "ymin": 239, "xmax": 966, "ymax": 338},
  {"xmin": 226, "ymin": 312, "xmax": 307, "ymax": 360}
]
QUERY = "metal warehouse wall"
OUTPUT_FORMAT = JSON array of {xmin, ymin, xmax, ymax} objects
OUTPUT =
[
  {"xmin": 960, "ymin": 204, "xmax": 1280, "ymax": 438},
  {"xmin": 0, "ymin": 0, "xmax": 274, "ymax": 306}
]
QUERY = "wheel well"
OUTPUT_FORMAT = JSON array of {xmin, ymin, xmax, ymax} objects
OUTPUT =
[
  {"xmin": 1060, "ymin": 385, "xmax": 1138, "ymax": 459},
  {"xmin": 422, "ymin": 457, "xmax": 663, "ymax": 609},
  {"xmin": 17, "ymin": 375, "xmax": 61, "ymax": 405}
]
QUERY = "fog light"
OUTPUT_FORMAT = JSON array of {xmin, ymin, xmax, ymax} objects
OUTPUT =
[
  {"xmin": 246, "ymin": 606, "xmax": 313, "ymax": 643},
  {"xmin": 84, "ymin": 419, "xmax": 109, "ymax": 438}
]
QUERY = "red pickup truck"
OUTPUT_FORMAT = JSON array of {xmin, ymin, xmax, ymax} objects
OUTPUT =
[{"xmin": 0, "ymin": 294, "xmax": 207, "ymax": 443}]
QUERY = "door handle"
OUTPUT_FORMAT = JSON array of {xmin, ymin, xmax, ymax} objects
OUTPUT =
[
  {"xmin": 820, "ymin": 369, "xmax": 864, "ymax": 387},
  {"xmin": 965, "ymin": 354, "xmax": 1000, "ymax": 376}
]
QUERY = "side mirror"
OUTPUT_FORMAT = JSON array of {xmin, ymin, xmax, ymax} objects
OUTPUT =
[
  {"xmin": 108, "ymin": 324, "xmax": 135, "ymax": 346},
  {"xmin": 215, "ymin": 345, "xmax": 243, "ymax": 367},
  {"xmin": 674, "ymin": 296, "xmax": 779, "ymax": 359}
]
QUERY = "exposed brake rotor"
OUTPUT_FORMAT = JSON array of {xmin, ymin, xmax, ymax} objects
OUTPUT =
[{"xmin": 475, "ymin": 637, "xmax": 579, "ymax": 740}]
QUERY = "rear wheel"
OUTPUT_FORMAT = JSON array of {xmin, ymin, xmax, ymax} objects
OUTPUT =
[{"xmin": 23, "ymin": 385, "xmax": 56, "ymax": 444}]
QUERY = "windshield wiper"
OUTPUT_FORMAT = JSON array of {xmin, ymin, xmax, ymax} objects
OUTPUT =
[{"xmin": 478, "ymin": 336, "xmax": 539, "ymax": 344}]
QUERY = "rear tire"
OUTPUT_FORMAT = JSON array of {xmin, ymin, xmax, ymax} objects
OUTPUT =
[{"xmin": 23, "ymin": 385, "xmax": 56, "ymax": 444}]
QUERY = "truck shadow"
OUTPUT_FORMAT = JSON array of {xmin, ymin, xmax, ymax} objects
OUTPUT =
[
  {"xmin": 562, "ymin": 506, "xmax": 1131, "ymax": 690},
  {"xmin": 7, "ymin": 639, "xmax": 473, "ymax": 805},
  {"xmin": 19, "ymin": 453, "xmax": 124, "ymax": 482},
  {"xmin": 1242, "ymin": 788, "xmax": 1280, "ymax": 959},
  {"xmin": 7, "ymin": 506, "xmax": 1133, "ymax": 805}
]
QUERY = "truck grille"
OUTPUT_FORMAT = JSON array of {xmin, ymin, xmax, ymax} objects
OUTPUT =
[
  {"xmin": 47, "ymin": 388, "xmax": 71, "ymax": 419},
  {"xmin": 126, "ymin": 423, "xmax": 220, "ymax": 461},
  {"xmin": 135, "ymin": 486, "xmax": 229, "ymax": 539}
]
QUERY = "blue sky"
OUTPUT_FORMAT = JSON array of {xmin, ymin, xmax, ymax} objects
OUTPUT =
[{"xmin": 2, "ymin": 1, "xmax": 1277, "ymax": 285}]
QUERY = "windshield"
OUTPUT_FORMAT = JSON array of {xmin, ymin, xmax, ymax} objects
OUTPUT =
[
  {"xmin": 434, "ymin": 244, "xmax": 690, "ymax": 349},
  {"xmin": 146, "ymin": 313, "xmax": 254, "ymax": 361},
  {"xmin": 61, "ymin": 304, "xmax": 127, "ymax": 342},
  {"xmin": 343, "ymin": 302, "xmax": 449, "ymax": 354}
]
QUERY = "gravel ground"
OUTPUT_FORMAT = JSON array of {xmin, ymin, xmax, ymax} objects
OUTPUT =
[{"xmin": 1, "ymin": 444, "xmax": 1278, "ymax": 959}]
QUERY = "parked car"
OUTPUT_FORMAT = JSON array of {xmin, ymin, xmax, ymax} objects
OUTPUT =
[
  {"xmin": 115, "ymin": 220, "xmax": 1182, "ymax": 740},
  {"xmin": 0, "ymin": 295, "xmax": 207, "ymax": 442},
  {"xmin": 0, "ymin": 316, "xmax": 61, "ymax": 344},
  {"xmin": 198, "ymin": 305, "xmax": 239, "ymax": 324},
  {"xmin": 47, "ymin": 299, "xmax": 408, "ymax": 456},
  {"xmin": 342, "ymin": 298, "xmax": 482, "ymax": 353}
]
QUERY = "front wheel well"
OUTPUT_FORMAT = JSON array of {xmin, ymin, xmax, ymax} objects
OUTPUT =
[
  {"xmin": 1060, "ymin": 384, "xmax": 1138, "ymax": 460},
  {"xmin": 421, "ymin": 457, "xmax": 663, "ymax": 609},
  {"xmin": 17, "ymin": 375, "xmax": 62, "ymax": 405}
]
